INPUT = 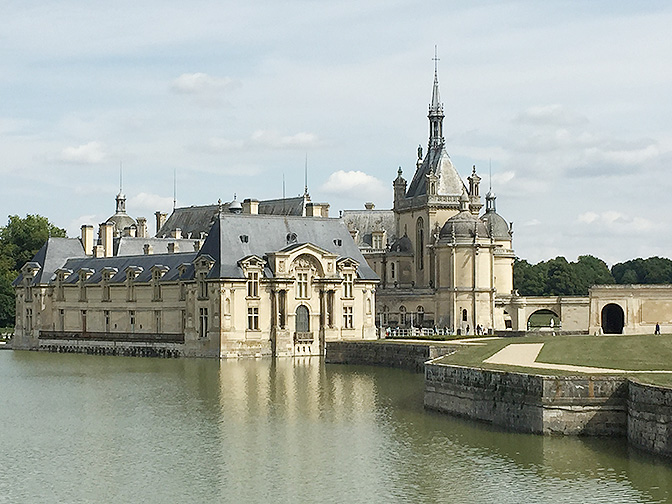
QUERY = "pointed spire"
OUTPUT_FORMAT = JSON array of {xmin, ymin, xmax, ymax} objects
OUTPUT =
[
  {"xmin": 430, "ymin": 46, "xmax": 441, "ymax": 113},
  {"xmin": 116, "ymin": 161, "xmax": 126, "ymax": 214},
  {"xmin": 428, "ymin": 45, "xmax": 444, "ymax": 149}
]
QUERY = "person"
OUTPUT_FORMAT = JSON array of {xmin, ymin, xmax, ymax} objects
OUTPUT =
[{"xmin": 655, "ymin": 322, "xmax": 661, "ymax": 335}]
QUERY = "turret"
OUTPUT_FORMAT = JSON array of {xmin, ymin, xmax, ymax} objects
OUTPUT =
[{"xmin": 393, "ymin": 167, "xmax": 407, "ymax": 205}]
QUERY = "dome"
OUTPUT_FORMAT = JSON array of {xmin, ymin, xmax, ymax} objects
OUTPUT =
[
  {"xmin": 439, "ymin": 211, "xmax": 488, "ymax": 240},
  {"xmin": 106, "ymin": 213, "xmax": 136, "ymax": 233},
  {"xmin": 481, "ymin": 210, "xmax": 511, "ymax": 240},
  {"xmin": 388, "ymin": 235, "xmax": 413, "ymax": 255},
  {"xmin": 228, "ymin": 197, "xmax": 242, "ymax": 214}
]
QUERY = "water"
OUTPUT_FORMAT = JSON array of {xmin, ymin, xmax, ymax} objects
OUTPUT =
[{"xmin": 1, "ymin": 352, "xmax": 671, "ymax": 504}]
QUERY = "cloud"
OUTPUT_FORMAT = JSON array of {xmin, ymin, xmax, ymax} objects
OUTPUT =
[
  {"xmin": 128, "ymin": 192, "xmax": 174, "ymax": 215},
  {"xmin": 320, "ymin": 170, "xmax": 386, "ymax": 197},
  {"xmin": 171, "ymin": 73, "xmax": 235, "ymax": 95},
  {"xmin": 576, "ymin": 210, "xmax": 654, "ymax": 234},
  {"xmin": 204, "ymin": 130, "xmax": 320, "ymax": 152},
  {"xmin": 514, "ymin": 104, "xmax": 588, "ymax": 127},
  {"xmin": 60, "ymin": 141, "xmax": 106, "ymax": 164}
]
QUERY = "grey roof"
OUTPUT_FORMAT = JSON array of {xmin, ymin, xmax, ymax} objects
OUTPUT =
[
  {"xmin": 341, "ymin": 209, "xmax": 396, "ymax": 248},
  {"xmin": 481, "ymin": 210, "xmax": 511, "ymax": 240},
  {"xmin": 106, "ymin": 212, "xmax": 136, "ymax": 233},
  {"xmin": 406, "ymin": 146, "xmax": 466, "ymax": 198},
  {"xmin": 440, "ymin": 211, "xmax": 488, "ymax": 240},
  {"xmin": 198, "ymin": 213, "xmax": 378, "ymax": 281},
  {"xmin": 115, "ymin": 237, "xmax": 198, "ymax": 256},
  {"xmin": 156, "ymin": 196, "xmax": 306, "ymax": 238},
  {"xmin": 388, "ymin": 235, "xmax": 413, "ymax": 255},
  {"xmin": 59, "ymin": 252, "xmax": 197, "ymax": 285},
  {"xmin": 13, "ymin": 238, "xmax": 86, "ymax": 286}
]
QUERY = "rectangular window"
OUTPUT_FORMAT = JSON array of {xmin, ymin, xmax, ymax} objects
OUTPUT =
[
  {"xmin": 391, "ymin": 262, "xmax": 395, "ymax": 280},
  {"xmin": 247, "ymin": 271, "xmax": 259, "ymax": 297},
  {"xmin": 153, "ymin": 271, "xmax": 162, "ymax": 301},
  {"xmin": 297, "ymin": 272, "xmax": 308, "ymax": 299},
  {"xmin": 129, "ymin": 310, "xmax": 136, "ymax": 332},
  {"xmin": 199, "ymin": 307, "xmax": 208, "ymax": 338},
  {"xmin": 198, "ymin": 273, "xmax": 208, "ymax": 299},
  {"xmin": 327, "ymin": 290, "xmax": 334, "ymax": 327},
  {"xmin": 79, "ymin": 282, "xmax": 87, "ymax": 302},
  {"xmin": 248, "ymin": 307, "xmax": 259, "ymax": 330},
  {"xmin": 102, "ymin": 283, "xmax": 111, "ymax": 302},
  {"xmin": 155, "ymin": 310, "xmax": 162, "ymax": 333},
  {"xmin": 343, "ymin": 306, "xmax": 353, "ymax": 329},
  {"xmin": 179, "ymin": 282, "xmax": 186, "ymax": 301},
  {"xmin": 343, "ymin": 273, "xmax": 354, "ymax": 298},
  {"xmin": 25, "ymin": 308, "xmax": 33, "ymax": 332},
  {"xmin": 104, "ymin": 310, "xmax": 110, "ymax": 332},
  {"xmin": 278, "ymin": 290, "xmax": 286, "ymax": 329},
  {"xmin": 81, "ymin": 310, "xmax": 87, "ymax": 333},
  {"xmin": 181, "ymin": 310, "xmax": 186, "ymax": 333},
  {"xmin": 56, "ymin": 277, "xmax": 64, "ymax": 301},
  {"xmin": 372, "ymin": 234, "xmax": 382, "ymax": 249},
  {"xmin": 59, "ymin": 309, "xmax": 65, "ymax": 331},
  {"xmin": 25, "ymin": 284, "xmax": 33, "ymax": 303}
]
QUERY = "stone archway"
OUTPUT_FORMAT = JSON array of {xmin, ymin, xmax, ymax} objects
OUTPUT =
[
  {"xmin": 527, "ymin": 309, "xmax": 560, "ymax": 330},
  {"xmin": 601, "ymin": 303, "xmax": 624, "ymax": 334}
]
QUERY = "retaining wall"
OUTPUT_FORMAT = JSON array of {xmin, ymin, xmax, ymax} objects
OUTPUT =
[
  {"xmin": 326, "ymin": 340, "xmax": 456, "ymax": 372},
  {"xmin": 628, "ymin": 380, "xmax": 672, "ymax": 458}
]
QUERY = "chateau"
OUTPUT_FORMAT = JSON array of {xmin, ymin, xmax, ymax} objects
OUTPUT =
[
  {"xmin": 12, "ymin": 195, "xmax": 378, "ymax": 358},
  {"xmin": 343, "ymin": 66, "xmax": 514, "ymax": 334}
]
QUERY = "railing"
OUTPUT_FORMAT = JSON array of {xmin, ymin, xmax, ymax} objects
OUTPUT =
[
  {"xmin": 39, "ymin": 331, "xmax": 185, "ymax": 344},
  {"xmin": 294, "ymin": 332, "xmax": 314, "ymax": 343},
  {"xmin": 379, "ymin": 327, "xmax": 453, "ymax": 338}
]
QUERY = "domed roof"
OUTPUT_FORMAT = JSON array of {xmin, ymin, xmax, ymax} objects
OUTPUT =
[
  {"xmin": 388, "ymin": 235, "xmax": 413, "ymax": 255},
  {"xmin": 106, "ymin": 213, "xmax": 136, "ymax": 233},
  {"xmin": 481, "ymin": 210, "xmax": 510, "ymax": 240},
  {"xmin": 439, "ymin": 211, "xmax": 488, "ymax": 240},
  {"xmin": 228, "ymin": 196, "xmax": 242, "ymax": 214}
]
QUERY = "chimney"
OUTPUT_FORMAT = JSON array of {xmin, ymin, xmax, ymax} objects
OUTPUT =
[
  {"xmin": 143, "ymin": 244, "xmax": 154, "ymax": 255},
  {"xmin": 81, "ymin": 225, "xmax": 94, "ymax": 255},
  {"xmin": 321, "ymin": 203, "xmax": 329, "ymax": 218},
  {"xmin": 243, "ymin": 198, "xmax": 259, "ymax": 215},
  {"xmin": 136, "ymin": 217, "xmax": 147, "ymax": 238},
  {"xmin": 364, "ymin": 202, "xmax": 375, "ymax": 210},
  {"xmin": 306, "ymin": 202, "xmax": 319, "ymax": 217},
  {"xmin": 129, "ymin": 224, "xmax": 137, "ymax": 237},
  {"xmin": 100, "ymin": 222, "xmax": 114, "ymax": 257},
  {"xmin": 168, "ymin": 242, "xmax": 179, "ymax": 254},
  {"xmin": 172, "ymin": 228, "xmax": 182, "ymax": 239},
  {"xmin": 93, "ymin": 245, "xmax": 105, "ymax": 258},
  {"xmin": 155, "ymin": 211, "xmax": 167, "ymax": 235}
]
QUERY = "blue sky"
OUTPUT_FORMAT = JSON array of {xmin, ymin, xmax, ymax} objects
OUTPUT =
[{"xmin": 2, "ymin": 1, "xmax": 671, "ymax": 264}]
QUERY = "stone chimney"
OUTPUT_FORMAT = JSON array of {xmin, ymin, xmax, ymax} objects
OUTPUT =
[
  {"xmin": 172, "ymin": 228, "xmax": 182, "ymax": 239},
  {"xmin": 93, "ymin": 245, "xmax": 105, "ymax": 258},
  {"xmin": 155, "ymin": 211, "xmax": 167, "ymax": 236},
  {"xmin": 81, "ymin": 225, "xmax": 94, "ymax": 255},
  {"xmin": 243, "ymin": 198, "xmax": 259, "ymax": 215},
  {"xmin": 168, "ymin": 242, "xmax": 179, "ymax": 254},
  {"xmin": 143, "ymin": 244, "xmax": 154, "ymax": 255},
  {"xmin": 100, "ymin": 222, "xmax": 114, "ymax": 258},
  {"xmin": 306, "ymin": 202, "xmax": 329, "ymax": 218},
  {"xmin": 137, "ymin": 218, "xmax": 147, "ymax": 238}
]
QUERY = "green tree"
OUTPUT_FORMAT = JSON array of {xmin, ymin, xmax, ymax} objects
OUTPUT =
[
  {"xmin": 0, "ymin": 214, "xmax": 66, "ymax": 328},
  {"xmin": 513, "ymin": 258, "xmax": 545, "ymax": 296},
  {"xmin": 546, "ymin": 257, "xmax": 581, "ymax": 296},
  {"xmin": 572, "ymin": 255, "xmax": 614, "ymax": 294},
  {"xmin": 612, "ymin": 257, "xmax": 672, "ymax": 284}
]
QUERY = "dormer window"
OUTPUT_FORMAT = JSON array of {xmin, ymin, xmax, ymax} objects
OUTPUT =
[
  {"xmin": 342, "ymin": 272, "xmax": 354, "ymax": 299},
  {"xmin": 297, "ymin": 272, "xmax": 309, "ymax": 299},
  {"xmin": 151, "ymin": 265, "xmax": 169, "ymax": 301},
  {"xmin": 247, "ymin": 271, "xmax": 259, "ymax": 298},
  {"xmin": 198, "ymin": 271, "xmax": 208, "ymax": 299},
  {"xmin": 286, "ymin": 232, "xmax": 297, "ymax": 244},
  {"xmin": 78, "ymin": 268, "xmax": 94, "ymax": 302},
  {"xmin": 240, "ymin": 234, "xmax": 249, "ymax": 243},
  {"xmin": 125, "ymin": 266, "xmax": 142, "ymax": 302},
  {"xmin": 101, "ymin": 267, "xmax": 117, "ymax": 302}
]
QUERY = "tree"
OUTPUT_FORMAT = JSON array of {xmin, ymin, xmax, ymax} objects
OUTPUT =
[
  {"xmin": 546, "ymin": 257, "xmax": 581, "ymax": 296},
  {"xmin": 0, "ymin": 214, "xmax": 66, "ymax": 328},
  {"xmin": 513, "ymin": 258, "xmax": 545, "ymax": 296},
  {"xmin": 612, "ymin": 257, "xmax": 672, "ymax": 284},
  {"xmin": 573, "ymin": 255, "xmax": 614, "ymax": 293}
]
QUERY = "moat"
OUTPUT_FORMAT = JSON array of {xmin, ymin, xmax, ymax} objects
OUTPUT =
[{"xmin": 1, "ymin": 351, "xmax": 671, "ymax": 503}]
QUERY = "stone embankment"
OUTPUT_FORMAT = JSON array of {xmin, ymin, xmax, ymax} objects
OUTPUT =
[
  {"xmin": 425, "ymin": 360, "xmax": 672, "ymax": 459},
  {"xmin": 325, "ymin": 340, "xmax": 457, "ymax": 372}
]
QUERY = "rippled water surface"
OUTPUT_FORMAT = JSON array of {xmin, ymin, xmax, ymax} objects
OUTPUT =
[{"xmin": 1, "ymin": 351, "xmax": 671, "ymax": 503}]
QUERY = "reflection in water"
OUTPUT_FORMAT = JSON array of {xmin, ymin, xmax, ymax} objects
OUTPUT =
[{"xmin": 0, "ymin": 352, "xmax": 670, "ymax": 503}]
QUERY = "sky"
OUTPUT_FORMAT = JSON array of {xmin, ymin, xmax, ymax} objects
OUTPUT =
[{"xmin": 2, "ymin": 0, "xmax": 671, "ymax": 265}]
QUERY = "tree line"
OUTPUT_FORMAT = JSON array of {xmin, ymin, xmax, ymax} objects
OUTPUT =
[
  {"xmin": 0, "ymin": 215, "xmax": 66, "ymax": 328},
  {"xmin": 514, "ymin": 255, "xmax": 672, "ymax": 297}
]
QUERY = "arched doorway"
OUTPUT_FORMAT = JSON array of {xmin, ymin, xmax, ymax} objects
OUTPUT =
[
  {"xmin": 601, "ymin": 304, "xmax": 624, "ymax": 334},
  {"xmin": 295, "ymin": 305, "xmax": 310, "ymax": 333},
  {"xmin": 527, "ymin": 309, "xmax": 560, "ymax": 330}
]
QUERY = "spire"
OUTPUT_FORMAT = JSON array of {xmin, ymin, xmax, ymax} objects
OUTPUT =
[
  {"xmin": 116, "ymin": 161, "xmax": 126, "ymax": 214},
  {"xmin": 304, "ymin": 153, "xmax": 309, "ymax": 196},
  {"xmin": 428, "ymin": 45, "xmax": 444, "ymax": 149},
  {"xmin": 486, "ymin": 160, "xmax": 496, "ymax": 213}
]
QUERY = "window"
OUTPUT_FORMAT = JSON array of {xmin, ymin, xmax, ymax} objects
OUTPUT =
[
  {"xmin": 25, "ymin": 308, "xmax": 33, "ymax": 332},
  {"xmin": 198, "ymin": 272, "xmax": 208, "ymax": 299},
  {"xmin": 297, "ymin": 272, "xmax": 309, "ymax": 299},
  {"xmin": 399, "ymin": 306, "xmax": 407, "ymax": 325},
  {"xmin": 126, "ymin": 271, "xmax": 137, "ymax": 302},
  {"xmin": 181, "ymin": 310, "xmax": 186, "ymax": 333},
  {"xmin": 152, "ymin": 270, "xmax": 162, "ymax": 301},
  {"xmin": 79, "ymin": 273, "xmax": 87, "ymax": 302},
  {"xmin": 25, "ymin": 282, "xmax": 33, "ymax": 303},
  {"xmin": 104, "ymin": 310, "xmax": 110, "ymax": 332},
  {"xmin": 247, "ymin": 307, "xmax": 259, "ymax": 330},
  {"xmin": 129, "ymin": 310, "xmax": 136, "ymax": 332},
  {"xmin": 278, "ymin": 290, "xmax": 286, "ymax": 329},
  {"xmin": 155, "ymin": 310, "xmax": 162, "ymax": 333},
  {"xmin": 102, "ymin": 283, "xmax": 111, "ymax": 302},
  {"xmin": 462, "ymin": 309, "xmax": 468, "ymax": 322},
  {"xmin": 327, "ymin": 290, "xmax": 335, "ymax": 327},
  {"xmin": 247, "ymin": 271, "xmax": 259, "ymax": 297},
  {"xmin": 81, "ymin": 310, "xmax": 87, "ymax": 333},
  {"xmin": 296, "ymin": 305, "xmax": 310, "ymax": 333},
  {"xmin": 199, "ymin": 308, "xmax": 208, "ymax": 338},
  {"xmin": 391, "ymin": 262, "xmax": 395, "ymax": 280},
  {"xmin": 56, "ymin": 273, "xmax": 65, "ymax": 301},
  {"xmin": 343, "ymin": 273, "xmax": 354, "ymax": 298},
  {"xmin": 372, "ymin": 234, "xmax": 382, "ymax": 249},
  {"xmin": 343, "ymin": 306, "xmax": 353, "ymax": 329},
  {"xmin": 417, "ymin": 306, "xmax": 425, "ymax": 326},
  {"xmin": 382, "ymin": 305, "xmax": 389, "ymax": 325},
  {"xmin": 59, "ymin": 309, "xmax": 65, "ymax": 331},
  {"xmin": 416, "ymin": 217, "xmax": 424, "ymax": 270},
  {"xmin": 179, "ymin": 282, "xmax": 187, "ymax": 301}
]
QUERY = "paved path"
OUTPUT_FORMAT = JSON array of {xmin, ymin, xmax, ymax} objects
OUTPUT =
[{"xmin": 483, "ymin": 343, "xmax": 672, "ymax": 374}]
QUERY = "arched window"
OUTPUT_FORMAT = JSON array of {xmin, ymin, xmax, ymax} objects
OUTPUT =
[
  {"xmin": 399, "ymin": 305, "xmax": 407, "ymax": 326},
  {"xmin": 462, "ymin": 309, "xmax": 468, "ymax": 322},
  {"xmin": 416, "ymin": 217, "xmax": 424, "ymax": 270},
  {"xmin": 417, "ymin": 306, "xmax": 425, "ymax": 326},
  {"xmin": 296, "ymin": 305, "xmax": 310, "ymax": 333}
]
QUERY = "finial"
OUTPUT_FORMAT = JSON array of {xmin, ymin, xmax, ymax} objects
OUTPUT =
[
  {"xmin": 304, "ymin": 153, "xmax": 308, "ymax": 196},
  {"xmin": 218, "ymin": 198, "xmax": 222, "ymax": 215},
  {"xmin": 472, "ymin": 164, "xmax": 476, "ymax": 175},
  {"xmin": 398, "ymin": 166, "xmax": 403, "ymax": 176},
  {"xmin": 417, "ymin": 145, "xmax": 422, "ymax": 160},
  {"xmin": 433, "ymin": 45, "xmax": 439, "ymax": 75}
]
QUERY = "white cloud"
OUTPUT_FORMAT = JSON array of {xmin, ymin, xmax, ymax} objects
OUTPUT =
[
  {"xmin": 320, "ymin": 170, "xmax": 386, "ymax": 197},
  {"xmin": 492, "ymin": 170, "xmax": 515, "ymax": 184},
  {"xmin": 514, "ymin": 104, "xmax": 588, "ymax": 127},
  {"xmin": 171, "ymin": 73, "xmax": 235, "ymax": 95},
  {"xmin": 128, "ymin": 192, "xmax": 174, "ymax": 215},
  {"xmin": 60, "ymin": 141, "xmax": 107, "ymax": 164},
  {"xmin": 576, "ymin": 210, "xmax": 654, "ymax": 234},
  {"xmin": 251, "ymin": 130, "xmax": 319, "ymax": 149}
]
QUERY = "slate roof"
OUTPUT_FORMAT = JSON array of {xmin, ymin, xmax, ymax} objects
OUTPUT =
[
  {"xmin": 115, "ymin": 237, "xmax": 197, "ymax": 256},
  {"xmin": 156, "ymin": 196, "xmax": 307, "ymax": 238},
  {"xmin": 406, "ymin": 145, "xmax": 466, "ymax": 198},
  {"xmin": 198, "ymin": 213, "xmax": 378, "ymax": 281},
  {"xmin": 341, "ymin": 209, "xmax": 396, "ymax": 249},
  {"xmin": 13, "ymin": 238, "xmax": 86, "ymax": 286}
]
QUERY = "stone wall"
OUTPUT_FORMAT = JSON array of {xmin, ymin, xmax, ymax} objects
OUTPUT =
[
  {"xmin": 326, "ymin": 340, "xmax": 456, "ymax": 372},
  {"xmin": 628, "ymin": 380, "xmax": 672, "ymax": 458},
  {"xmin": 424, "ymin": 362, "xmax": 628, "ymax": 435}
]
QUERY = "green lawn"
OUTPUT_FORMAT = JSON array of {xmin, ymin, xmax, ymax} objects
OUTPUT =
[{"xmin": 435, "ymin": 333, "xmax": 672, "ymax": 386}]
